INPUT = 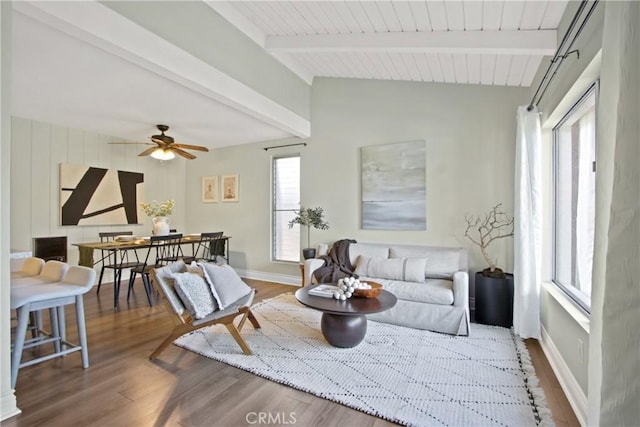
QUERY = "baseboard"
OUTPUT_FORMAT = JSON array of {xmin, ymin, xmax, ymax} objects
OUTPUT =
[
  {"xmin": 236, "ymin": 269, "xmax": 301, "ymax": 287},
  {"xmin": 540, "ymin": 326, "xmax": 588, "ymax": 426},
  {"xmin": 0, "ymin": 389, "xmax": 20, "ymax": 421}
]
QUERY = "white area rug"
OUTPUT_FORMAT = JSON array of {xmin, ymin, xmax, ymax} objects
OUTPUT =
[{"xmin": 175, "ymin": 293, "xmax": 553, "ymax": 426}]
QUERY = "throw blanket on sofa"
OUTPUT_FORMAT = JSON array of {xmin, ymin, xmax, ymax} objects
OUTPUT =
[{"xmin": 312, "ymin": 239, "xmax": 358, "ymax": 284}]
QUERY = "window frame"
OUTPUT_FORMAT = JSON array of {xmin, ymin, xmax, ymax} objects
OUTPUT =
[
  {"xmin": 271, "ymin": 154, "xmax": 301, "ymax": 263},
  {"xmin": 551, "ymin": 80, "xmax": 599, "ymax": 315}
]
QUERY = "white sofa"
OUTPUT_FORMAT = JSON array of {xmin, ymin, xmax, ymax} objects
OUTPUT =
[{"xmin": 304, "ymin": 242, "xmax": 470, "ymax": 336}]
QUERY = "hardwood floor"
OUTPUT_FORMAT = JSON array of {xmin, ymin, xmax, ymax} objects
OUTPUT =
[{"xmin": 6, "ymin": 279, "xmax": 579, "ymax": 426}]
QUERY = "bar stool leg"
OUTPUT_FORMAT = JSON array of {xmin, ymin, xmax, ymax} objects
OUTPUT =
[
  {"xmin": 75, "ymin": 295, "xmax": 89, "ymax": 368},
  {"xmin": 11, "ymin": 304, "xmax": 30, "ymax": 388},
  {"xmin": 57, "ymin": 306, "xmax": 67, "ymax": 351},
  {"xmin": 49, "ymin": 308, "xmax": 61, "ymax": 353}
]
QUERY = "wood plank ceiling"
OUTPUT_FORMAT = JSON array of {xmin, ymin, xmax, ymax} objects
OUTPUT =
[{"xmin": 212, "ymin": 1, "xmax": 569, "ymax": 87}]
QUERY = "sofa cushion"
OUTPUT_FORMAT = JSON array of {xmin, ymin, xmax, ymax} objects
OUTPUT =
[
  {"xmin": 200, "ymin": 263, "xmax": 252, "ymax": 310},
  {"xmin": 389, "ymin": 247, "xmax": 461, "ymax": 279},
  {"xmin": 354, "ymin": 256, "xmax": 426, "ymax": 283},
  {"xmin": 173, "ymin": 272, "xmax": 217, "ymax": 320},
  {"xmin": 362, "ymin": 276, "xmax": 454, "ymax": 305},
  {"xmin": 348, "ymin": 243, "xmax": 389, "ymax": 267}
]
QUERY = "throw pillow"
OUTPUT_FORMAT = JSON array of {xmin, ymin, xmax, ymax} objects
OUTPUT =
[
  {"xmin": 354, "ymin": 256, "xmax": 426, "ymax": 283},
  {"xmin": 348, "ymin": 243, "xmax": 389, "ymax": 267},
  {"xmin": 389, "ymin": 247, "xmax": 461, "ymax": 279},
  {"xmin": 173, "ymin": 272, "xmax": 218, "ymax": 320},
  {"xmin": 186, "ymin": 262, "xmax": 206, "ymax": 277},
  {"xmin": 199, "ymin": 263, "xmax": 252, "ymax": 310},
  {"xmin": 153, "ymin": 260, "xmax": 187, "ymax": 315}
]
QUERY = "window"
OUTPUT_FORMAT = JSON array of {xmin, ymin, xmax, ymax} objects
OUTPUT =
[
  {"xmin": 272, "ymin": 155, "xmax": 300, "ymax": 262},
  {"xmin": 552, "ymin": 82, "xmax": 597, "ymax": 313}
]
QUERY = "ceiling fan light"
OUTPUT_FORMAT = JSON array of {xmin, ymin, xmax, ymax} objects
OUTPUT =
[{"xmin": 150, "ymin": 148, "xmax": 175, "ymax": 160}]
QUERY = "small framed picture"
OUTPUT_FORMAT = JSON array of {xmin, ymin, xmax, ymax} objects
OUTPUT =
[
  {"xmin": 221, "ymin": 174, "xmax": 239, "ymax": 202},
  {"xmin": 202, "ymin": 176, "xmax": 218, "ymax": 203}
]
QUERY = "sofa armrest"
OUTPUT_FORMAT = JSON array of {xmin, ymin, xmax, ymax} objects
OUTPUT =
[
  {"xmin": 304, "ymin": 258, "xmax": 326, "ymax": 286},
  {"xmin": 452, "ymin": 271, "xmax": 469, "ymax": 309}
]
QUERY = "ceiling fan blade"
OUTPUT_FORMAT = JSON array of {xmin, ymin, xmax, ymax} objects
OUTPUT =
[
  {"xmin": 173, "ymin": 143, "xmax": 209, "ymax": 152},
  {"xmin": 138, "ymin": 146, "xmax": 158, "ymax": 157},
  {"xmin": 173, "ymin": 147, "xmax": 197, "ymax": 160},
  {"xmin": 109, "ymin": 142, "xmax": 154, "ymax": 146},
  {"xmin": 150, "ymin": 137, "xmax": 168, "ymax": 146}
]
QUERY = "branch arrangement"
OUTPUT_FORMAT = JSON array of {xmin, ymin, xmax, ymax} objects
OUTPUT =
[{"xmin": 464, "ymin": 203, "xmax": 514, "ymax": 275}]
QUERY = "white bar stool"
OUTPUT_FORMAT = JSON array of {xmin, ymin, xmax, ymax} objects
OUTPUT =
[
  {"xmin": 10, "ymin": 257, "xmax": 45, "ymax": 279},
  {"xmin": 10, "ymin": 265, "xmax": 96, "ymax": 388}
]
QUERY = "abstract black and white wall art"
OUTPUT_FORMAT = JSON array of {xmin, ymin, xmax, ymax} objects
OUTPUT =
[
  {"xmin": 60, "ymin": 164, "xmax": 144, "ymax": 226},
  {"xmin": 361, "ymin": 140, "xmax": 426, "ymax": 230}
]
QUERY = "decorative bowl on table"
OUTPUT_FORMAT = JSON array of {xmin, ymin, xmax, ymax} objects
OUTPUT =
[
  {"xmin": 115, "ymin": 235, "xmax": 135, "ymax": 242},
  {"xmin": 353, "ymin": 281, "xmax": 383, "ymax": 299}
]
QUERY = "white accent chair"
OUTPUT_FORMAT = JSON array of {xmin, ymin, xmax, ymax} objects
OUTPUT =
[{"xmin": 10, "ymin": 265, "xmax": 96, "ymax": 388}]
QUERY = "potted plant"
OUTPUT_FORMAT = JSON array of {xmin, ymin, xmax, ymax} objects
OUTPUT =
[
  {"xmin": 464, "ymin": 203, "xmax": 514, "ymax": 327},
  {"xmin": 288, "ymin": 206, "xmax": 329, "ymax": 260}
]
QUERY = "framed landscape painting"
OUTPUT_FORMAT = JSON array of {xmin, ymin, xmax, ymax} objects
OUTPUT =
[
  {"xmin": 221, "ymin": 174, "xmax": 239, "ymax": 202},
  {"xmin": 202, "ymin": 176, "xmax": 218, "ymax": 203},
  {"xmin": 361, "ymin": 140, "xmax": 426, "ymax": 230}
]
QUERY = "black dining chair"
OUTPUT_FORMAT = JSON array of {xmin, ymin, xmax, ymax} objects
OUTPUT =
[
  {"xmin": 191, "ymin": 232, "xmax": 225, "ymax": 263},
  {"xmin": 96, "ymin": 232, "xmax": 144, "ymax": 299},
  {"xmin": 127, "ymin": 234, "xmax": 183, "ymax": 306}
]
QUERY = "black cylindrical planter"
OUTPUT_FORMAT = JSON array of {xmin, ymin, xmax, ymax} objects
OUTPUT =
[
  {"xmin": 302, "ymin": 248, "xmax": 316, "ymax": 260},
  {"xmin": 475, "ymin": 272, "xmax": 514, "ymax": 328}
]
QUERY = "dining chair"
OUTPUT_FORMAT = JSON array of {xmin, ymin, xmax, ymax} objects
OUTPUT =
[
  {"xmin": 191, "ymin": 232, "xmax": 224, "ymax": 263},
  {"xmin": 95, "ymin": 231, "xmax": 142, "ymax": 296},
  {"xmin": 127, "ymin": 234, "xmax": 183, "ymax": 306}
]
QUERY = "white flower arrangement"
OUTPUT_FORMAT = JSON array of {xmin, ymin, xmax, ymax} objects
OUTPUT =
[{"xmin": 140, "ymin": 199, "xmax": 175, "ymax": 217}]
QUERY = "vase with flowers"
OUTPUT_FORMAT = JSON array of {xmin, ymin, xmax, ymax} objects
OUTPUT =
[{"xmin": 140, "ymin": 199, "xmax": 175, "ymax": 236}]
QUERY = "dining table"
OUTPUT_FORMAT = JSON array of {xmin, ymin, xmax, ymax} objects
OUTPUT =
[{"xmin": 73, "ymin": 234, "xmax": 231, "ymax": 309}]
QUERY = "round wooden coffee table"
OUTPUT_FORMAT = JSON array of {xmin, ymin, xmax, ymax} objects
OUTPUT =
[{"xmin": 295, "ymin": 285, "xmax": 397, "ymax": 348}]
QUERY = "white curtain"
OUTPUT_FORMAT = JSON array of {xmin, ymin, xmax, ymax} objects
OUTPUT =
[
  {"xmin": 588, "ymin": 2, "xmax": 639, "ymax": 425},
  {"xmin": 513, "ymin": 106, "xmax": 542, "ymax": 339}
]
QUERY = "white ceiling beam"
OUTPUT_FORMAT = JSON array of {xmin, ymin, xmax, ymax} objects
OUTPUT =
[
  {"xmin": 266, "ymin": 30, "xmax": 556, "ymax": 56},
  {"xmin": 205, "ymin": 1, "xmax": 314, "ymax": 85},
  {"xmin": 15, "ymin": 1, "xmax": 311, "ymax": 138}
]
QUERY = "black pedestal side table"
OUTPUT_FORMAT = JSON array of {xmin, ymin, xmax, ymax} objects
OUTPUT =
[
  {"xmin": 475, "ymin": 272, "xmax": 514, "ymax": 328},
  {"xmin": 295, "ymin": 285, "xmax": 397, "ymax": 348}
]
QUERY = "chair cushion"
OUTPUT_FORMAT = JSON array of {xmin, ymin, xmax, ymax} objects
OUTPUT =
[
  {"xmin": 199, "ymin": 263, "xmax": 252, "ymax": 310},
  {"xmin": 173, "ymin": 272, "xmax": 218, "ymax": 320},
  {"xmin": 354, "ymin": 256, "xmax": 426, "ymax": 283},
  {"xmin": 153, "ymin": 261, "xmax": 187, "ymax": 315}
]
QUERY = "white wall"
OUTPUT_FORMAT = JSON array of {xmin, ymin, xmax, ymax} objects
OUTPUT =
[
  {"xmin": 527, "ymin": 1, "xmax": 606, "ymax": 422},
  {"xmin": 0, "ymin": 0, "xmax": 19, "ymax": 420},
  {"xmin": 185, "ymin": 77, "xmax": 528, "ymax": 288},
  {"xmin": 10, "ymin": 116, "xmax": 188, "ymax": 276}
]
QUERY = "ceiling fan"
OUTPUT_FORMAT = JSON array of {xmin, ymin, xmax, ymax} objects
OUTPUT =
[{"xmin": 110, "ymin": 124, "xmax": 209, "ymax": 160}]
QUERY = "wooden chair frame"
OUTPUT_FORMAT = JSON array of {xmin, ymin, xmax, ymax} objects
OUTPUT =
[{"xmin": 148, "ymin": 269, "xmax": 261, "ymax": 359}]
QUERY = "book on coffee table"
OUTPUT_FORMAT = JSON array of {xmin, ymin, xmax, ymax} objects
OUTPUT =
[{"xmin": 308, "ymin": 284, "xmax": 339, "ymax": 299}]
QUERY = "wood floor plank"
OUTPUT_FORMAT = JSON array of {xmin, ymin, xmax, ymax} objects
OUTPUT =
[{"xmin": 5, "ymin": 278, "xmax": 577, "ymax": 426}]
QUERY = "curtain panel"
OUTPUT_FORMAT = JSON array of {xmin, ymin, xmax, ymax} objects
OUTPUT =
[{"xmin": 513, "ymin": 106, "xmax": 543, "ymax": 339}]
